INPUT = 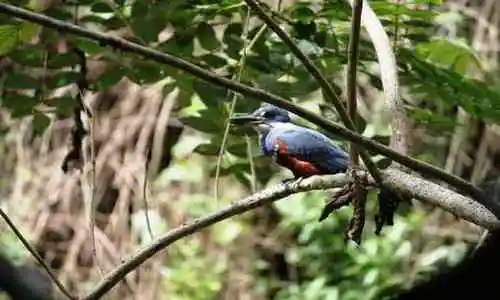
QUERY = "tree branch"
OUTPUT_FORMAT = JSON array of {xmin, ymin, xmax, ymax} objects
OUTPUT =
[
  {"xmin": 346, "ymin": 0, "xmax": 363, "ymax": 165},
  {"xmin": 344, "ymin": 0, "xmax": 364, "ymax": 242},
  {"xmin": 0, "ymin": 3, "xmax": 498, "ymax": 216},
  {"xmin": 81, "ymin": 169, "xmax": 499, "ymax": 299},
  {"xmin": 80, "ymin": 175, "xmax": 343, "ymax": 300},
  {"xmin": 383, "ymin": 169, "xmax": 498, "ymax": 229}
]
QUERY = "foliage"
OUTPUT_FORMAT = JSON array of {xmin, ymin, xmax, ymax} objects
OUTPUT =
[
  {"xmin": 0, "ymin": 0, "xmax": 494, "ymax": 299},
  {"xmin": 1, "ymin": 0, "xmax": 497, "ymax": 185},
  {"xmin": 161, "ymin": 238, "xmax": 227, "ymax": 300},
  {"xmin": 257, "ymin": 191, "xmax": 467, "ymax": 300}
]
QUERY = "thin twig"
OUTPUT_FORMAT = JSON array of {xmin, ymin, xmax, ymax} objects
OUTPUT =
[
  {"xmin": 73, "ymin": 46, "xmax": 104, "ymax": 277},
  {"xmin": 214, "ymin": 6, "xmax": 253, "ymax": 205},
  {"xmin": 345, "ymin": 0, "xmax": 365, "ymax": 243},
  {"xmin": 0, "ymin": 208, "xmax": 75, "ymax": 300},
  {"xmin": 346, "ymin": 0, "xmax": 363, "ymax": 166},
  {"xmin": 142, "ymin": 154, "xmax": 154, "ymax": 240},
  {"xmin": 0, "ymin": 3, "xmax": 495, "ymax": 213},
  {"xmin": 246, "ymin": 134, "xmax": 257, "ymax": 193}
]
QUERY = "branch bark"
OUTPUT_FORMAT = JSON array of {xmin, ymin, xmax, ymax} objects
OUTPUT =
[
  {"xmin": 0, "ymin": 3, "xmax": 498, "ymax": 215},
  {"xmin": 81, "ymin": 168, "xmax": 500, "ymax": 299},
  {"xmin": 346, "ymin": 0, "xmax": 363, "ymax": 165},
  {"xmin": 344, "ymin": 0, "xmax": 364, "ymax": 242}
]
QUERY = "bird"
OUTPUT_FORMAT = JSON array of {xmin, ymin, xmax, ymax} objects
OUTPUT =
[
  {"xmin": 230, "ymin": 103, "xmax": 349, "ymax": 179},
  {"xmin": 231, "ymin": 103, "xmax": 399, "ymax": 228}
]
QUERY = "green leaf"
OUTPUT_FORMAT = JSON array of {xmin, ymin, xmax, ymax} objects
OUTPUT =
[
  {"xmin": 0, "ymin": 25, "xmax": 18, "ymax": 55},
  {"xmin": 131, "ymin": 1, "xmax": 149, "ymax": 18},
  {"xmin": 43, "ymin": 95, "xmax": 77, "ymax": 117},
  {"xmin": 192, "ymin": 80, "xmax": 226, "ymax": 109},
  {"xmin": 80, "ymin": 15, "xmax": 126, "ymax": 30},
  {"xmin": 162, "ymin": 82, "xmax": 176, "ymax": 96},
  {"xmin": 223, "ymin": 23, "xmax": 243, "ymax": 59},
  {"xmin": 197, "ymin": 23, "xmax": 219, "ymax": 51},
  {"xmin": 233, "ymin": 170, "xmax": 252, "ymax": 191},
  {"xmin": 44, "ymin": 6, "xmax": 73, "ymax": 21},
  {"xmin": 289, "ymin": 5, "xmax": 315, "ymax": 23},
  {"xmin": 8, "ymin": 45, "xmax": 45, "ymax": 67},
  {"xmin": 18, "ymin": 22, "xmax": 39, "ymax": 43},
  {"xmin": 132, "ymin": 18, "xmax": 163, "ymax": 44},
  {"xmin": 47, "ymin": 52, "xmax": 79, "ymax": 69},
  {"xmin": 293, "ymin": 21, "xmax": 317, "ymax": 41},
  {"xmin": 127, "ymin": 60, "xmax": 165, "ymax": 84},
  {"xmin": 79, "ymin": 15, "xmax": 108, "ymax": 25},
  {"xmin": 248, "ymin": 26, "xmax": 269, "ymax": 57},
  {"xmin": 129, "ymin": 4, "xmax": 166, "ymax": 45},
  {"xmin": 32, "ymin": 112, "xmax": 50, "ymax": 136},
  {"xmin": 160, "ymin": 30, "xmax": 195, "ymax": 56},
  {"xmin": 71, "ymin": 38, "xmax": 104, "ymax": 54},
  {"xmin": 4, "ymin": 73, "xmax": 38, "ymax": 89},
  {"xmin": 194, "ymin": 143, "xmax": 219, "ymax": 156},
  {"xmin": 1, "ymin": 93, "xmax": 37, "ymax": 118},
  {"xmin": 415, "ymin": 39, "xmax": 482, "ymax": 74},
  {"xmin": 94, "ymin": 67, "xmax": 126, "ymax": 90},
  {"xmin": 180, "ymin": 116, "xmax": 223, "ymax": 134},
  {"xmin": 103, "ymin": 16, "xmax": 127, "ymax": 30},
  {"xmin": 226, "ymin": 142, "xmax": 248, "ymax": 157},
  {"xmin": 91, "ymin": 2, "xmax": 114, "ymax": 13},
  {"xmin": 46, "ymin": 72, "xmax": 81, "ymax": 89},
  {"xmin": 246, "ymin": 56, "xmax": 274, "ymax": 73},
  {"xmin": 199, "ymin": 54, "xmax": 227, "ymax": 68},
  {"xmin": 318, "ymin": 2, "xmax": 350, "ymax": 20}
]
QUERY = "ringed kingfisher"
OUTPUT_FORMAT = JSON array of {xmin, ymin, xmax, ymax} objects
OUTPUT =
[
  {"xmin": 230, "ymin": 104, "xmax": 349, "ymax": 179},
  {"xmin": 231, "ymin": 103, "xmax": 400, "ymax": 229}
]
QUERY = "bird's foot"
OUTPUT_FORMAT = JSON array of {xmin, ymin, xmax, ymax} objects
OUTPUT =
[
  {"xmin": 318, "ymin": 167, "xmax": 369, "ymax": 245},
  {"xmin": 282, "ymin": 177, "xmax": 304, "ymax": 190},
  {"xmin": 281, "ymin": 177, "xmax": 295, "ymax": 184}
]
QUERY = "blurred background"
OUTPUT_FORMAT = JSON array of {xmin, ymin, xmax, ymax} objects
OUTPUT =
[{"xmin": 1, "ymin": 0, "xmax": 500, "ymax": 299}]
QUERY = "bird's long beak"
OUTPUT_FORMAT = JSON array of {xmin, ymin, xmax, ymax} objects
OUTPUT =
[{"xmin": 230, "ymin": 115, "xmax": 263, "ymax": 125}]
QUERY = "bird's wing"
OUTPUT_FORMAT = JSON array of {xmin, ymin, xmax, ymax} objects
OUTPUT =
[{"xmin": 265, "ymin": 126, "xmax": 348, "ymax": 174}]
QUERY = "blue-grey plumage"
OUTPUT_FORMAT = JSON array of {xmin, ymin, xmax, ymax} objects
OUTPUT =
[
  {"xmin": 231, "ymin": 104, "xmax": 349, "ymax": 177},
  {"xmin": 262, "ymin": 122, "xmax": 349, "ymax": 174}
]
